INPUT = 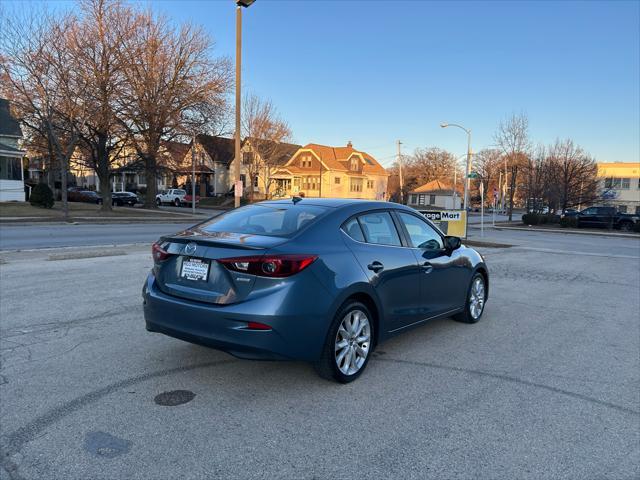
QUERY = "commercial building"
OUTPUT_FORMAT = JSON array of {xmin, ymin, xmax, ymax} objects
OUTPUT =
[{"xmin": 597, "ymin": 162, "xmax": 640, "ymax": 214}]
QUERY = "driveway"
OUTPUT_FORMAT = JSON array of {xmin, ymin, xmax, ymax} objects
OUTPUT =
[{"xmin": 1, "ymin": 229, "xmax": 638, "ymax": 479}]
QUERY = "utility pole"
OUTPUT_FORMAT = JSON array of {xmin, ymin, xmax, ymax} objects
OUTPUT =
[
  {"xmin": 191, "ymin": 132, "xmax": 196, "ymax": 215},
  {"xmin": 234, "ymin": 5, "xmax": 242, "ymax": 208},
  {"xmin": 397, "ymin": 140, "xmax": 404, "ymax": 204}
]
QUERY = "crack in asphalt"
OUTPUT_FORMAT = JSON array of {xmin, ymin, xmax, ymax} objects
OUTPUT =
[
  {"xmin": 374, "ymin": 357, "xmax": 640, "ymax": 416},
  {"xmin": 0, "ymin": 358, "xmax": 238, "ymax": 480}
]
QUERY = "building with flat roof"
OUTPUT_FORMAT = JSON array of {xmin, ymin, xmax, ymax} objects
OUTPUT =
[{"xmin": 597, "ymin": 162, "xmax": 640, "ymax": 214}]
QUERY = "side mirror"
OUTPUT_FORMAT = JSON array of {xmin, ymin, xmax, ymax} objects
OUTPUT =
[{"xmin": 445, "ymin": 236, "xmax": 461, "ymax": 253}]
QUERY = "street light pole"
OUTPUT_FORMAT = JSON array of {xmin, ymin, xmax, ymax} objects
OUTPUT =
[
  {"xmin": 234, "ymin": 5, "xmax": 242, "ymax": 208},
  {"xmin": 440, "ymin": 123, "xmax": 472, "ymax": 211},
  {"xmin": 233, "ymin": 1, "xmax": 255, "ymax": 208}
]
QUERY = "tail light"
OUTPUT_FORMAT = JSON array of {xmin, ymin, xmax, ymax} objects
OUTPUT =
[
  {"xmin": 152, "ymin": 242, "xmax": 170, "ymax": 262},
  {"xmin": 218, "ymin": 254, "xmax": 317, "ymax": 278}
]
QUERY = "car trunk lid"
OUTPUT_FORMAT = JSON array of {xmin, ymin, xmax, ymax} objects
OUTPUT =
[{"xmin": 154, "ymin": 230, "xmax": 287, "ymax": 305}]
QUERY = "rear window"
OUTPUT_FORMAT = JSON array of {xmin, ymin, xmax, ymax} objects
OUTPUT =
[{"xmin": 198, "ymin": 204, "xmax": 328, "ymax": 237}]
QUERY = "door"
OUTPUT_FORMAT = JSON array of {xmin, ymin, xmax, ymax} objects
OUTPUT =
[
  {"xmin": 343, "ymin": 212, "xmax": 423, "ymax": 330},
  {"xmin": 578, "ymin": 207, "xmax": 597, "ymax": 227},
  {"xmin": 394, "ymin": 211, "xmax": 469, "ymax": 318}
]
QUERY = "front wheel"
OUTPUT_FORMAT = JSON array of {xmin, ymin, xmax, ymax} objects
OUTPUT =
[
  {"xmin": 156, "ymin": 198, "xmax": 161, "ymax": 206},
  {"xmin": 174, "ymin": 198, "xmax": 181, "ymax": 207},
  {"xmin": 453, "ymin": 273, "xmax": 487, "ymax": 324},
  {"xmin": 314, "ymin": 301, "xmax": 374, "ymax": 383},
  {"xmin": 620, "ymin": 222, "xmax": 633, "ymax": 232}
]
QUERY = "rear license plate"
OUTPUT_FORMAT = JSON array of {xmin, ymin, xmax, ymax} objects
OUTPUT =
[{"xmin": 180, "ymin": 258, "xmax": 210, "ymax": 281}]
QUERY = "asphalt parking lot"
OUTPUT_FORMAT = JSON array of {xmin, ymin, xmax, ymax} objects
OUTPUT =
[{"xmin": 1, "ymin": 228, "xmax": 639, "ymax": 479}]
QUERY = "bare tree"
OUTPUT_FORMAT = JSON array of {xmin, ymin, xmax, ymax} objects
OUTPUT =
[
  {"xmin": 117, "ymin": 8, "xmax": 231, "ymax": 208},
  {"xmin": 473, "ymin": 148, "xmax": 502, "ymax": 207},
  {"xmin": 547, "ymin": 138, "xmax": 598, "ymax": 211},
  {"xmin": 522, "ymin": 144, "xmax": 551, "ymax": 212},
  {"xmin": 66, "ymin": 0, "xmax": 134, "ymax": 211},
  {"xmin": 242, "ymin": 94, "xmax": 292, "ymax": 200},
  {"xmin": 494, "ymin": 112, "xmax": 531, "ymax": 220},
  {"xmin": 1, "ymin": 9, "xmax": 88, "ymax": 219}
]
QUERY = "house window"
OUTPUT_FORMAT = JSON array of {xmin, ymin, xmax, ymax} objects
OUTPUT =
[
  {"xmin": 621, "ymin": 178, "xmax": 630, "ymax": 189},
  {"xmin": 366, "ymin": 180, "xmax": 374, "ymax": 189},
  {"xmin": 0, "ymin": 156, "xmax": 23, "ymax": 181},
  {"xmin": 301, "ymin": 155, "xmax": 312, "ymax": 168},
  {"xmin": 418, "ymin": 194, "xmax": 426, "ymax": 205},
  {"xmin": 303, "ymin": 176, "xmax": 319, "ymax": 190},
  {"xmin": 618, "ymin": 205, "xmax": 627, "ymax": 213},
  {"xmin": 253, "ymin": 176, "xmax": 259, "ymax": 187},
  {"xmin": 409, "ymin": 194, "xmax": 417, "ymax": 205},
  {"xmin": 605, "ymin": 178, "xmax": 622, "ymax": 189},
  {"xmin": 350, "ymin": 178, "xmax": 363, "ymax": 193},
  {"xmin": 350, "ymin": 158, "xmax": 359, "ymax": 171},
  {"xmin": 293, "ymin": 177, "xmax": 300, "ymax": 187},
  {"xmin": 335, "ymin": 177, "xmax": 340, "ymax": 184},
  {"xmin": 429, "ymin": 195, "xmax": 436, "ymax": 205},
  {"xmin": 243, "ymin": 151, "xmax": 254, "ymax": 163}
]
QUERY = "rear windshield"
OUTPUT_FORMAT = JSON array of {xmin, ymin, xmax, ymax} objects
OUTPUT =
[{"xmin": 198, "ymin": 204, "xmax": 329, "ymax": 237}]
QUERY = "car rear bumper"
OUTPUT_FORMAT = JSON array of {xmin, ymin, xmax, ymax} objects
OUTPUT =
[{"xmin": 143, "ymin": 273, "xmax": 332, "ymax": 361}]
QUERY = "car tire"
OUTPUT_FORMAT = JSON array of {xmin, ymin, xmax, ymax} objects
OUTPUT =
[
  {"xmin": 174, "ymin": 198, "xmax": 181, "ymax": 207},
  {"xmin": 96, "ymin": 199, "xmax": 102, "ymax": 205},
  {"xmin": 453, "ymin": 272, "xmax": 486, "ymax": 324},
  {"xmin": 156, "ymin": 198, "xmax": 161, "ymax": 206},
  {"xmin": 314, "ymin": 301, "xmax": 374, "ymax": 383},
  {"xmin": 620, "ymin": 222, "xmax": 632, "ymax": 232}
]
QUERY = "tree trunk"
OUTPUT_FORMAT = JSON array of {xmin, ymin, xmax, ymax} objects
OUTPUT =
[
  {"xmin": 144, "ymin": 153, "xmax": 158, "ymax": 209},
  {"xmin": 507, "ymin": 165, "xmax": 518, "ymax": 221},
  {"xmin": 97, "ymin": 134, "xmax": 112, "ymax": 211},
  {"xmin": 59, "ymin": 153, "xmax": 69, "ymax": 221}
]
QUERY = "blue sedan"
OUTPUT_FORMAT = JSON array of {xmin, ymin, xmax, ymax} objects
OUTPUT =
[{"xmin": 143, "ymin": 198, "xmax": 489, "ymax": 383}]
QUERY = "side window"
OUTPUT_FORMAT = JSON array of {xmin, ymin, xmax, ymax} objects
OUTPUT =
[
  {"xmin": 342, "ymin": 217, "xmax": 365, "ymax": 242},
  {"xmin": 357, "ymin": 212, "xmax": 401, "ymax": 246},
  {"xmin": 582, "ymin": 207, "xmax": 596, "ymax": 215},
  {"xmin": 397, "ymin": 212, "xmax": 444, "ymax": 251}
]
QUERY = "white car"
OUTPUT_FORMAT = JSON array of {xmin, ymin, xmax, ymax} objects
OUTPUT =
[{"xmin": 156, "ymin": 189, "xmax": 187, "ymax": 207}]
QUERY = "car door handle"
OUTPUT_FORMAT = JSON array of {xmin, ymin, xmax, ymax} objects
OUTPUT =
[
  {"xmin": 367, "ymin": 261, "xmax": 384, "ymax": 273},
  {"xmin": 421, "ymin": 262, "xmax": 433, "ymax": 274}
]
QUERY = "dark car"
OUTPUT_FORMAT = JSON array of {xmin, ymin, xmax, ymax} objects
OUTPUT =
[
  {"xmin": 112, "ymin": 191, "xmax": 140, "ymax": 206},
  {"xmin": 68, "ymin": 189, "xmax": 102, "ymax": 204},
  {"xmin": 143, "ymin": 199, "xmax": 489, "ymax": 383},
  {"xmin": 575, "ymin": 206, "xmax": 639, "ymax": 231}
]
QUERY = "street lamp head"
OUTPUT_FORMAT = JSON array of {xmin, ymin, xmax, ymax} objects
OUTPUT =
[
  {"xmin": 440, "ymin": 123, "xmax": 449, "ymax": 128},
  {"xmin": 236, "ymin": 0, "xmax": 255, "ymax": 7}
]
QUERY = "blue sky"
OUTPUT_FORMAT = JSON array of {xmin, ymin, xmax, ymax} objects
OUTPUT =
[{"xmin": 9, "ymin": 0, "xmax": 640, "ymax": 166}]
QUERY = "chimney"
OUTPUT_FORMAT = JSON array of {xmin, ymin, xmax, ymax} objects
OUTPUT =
[{"xmin": 347, "ymin": 141, "xmax": 353, "ymax": 148}]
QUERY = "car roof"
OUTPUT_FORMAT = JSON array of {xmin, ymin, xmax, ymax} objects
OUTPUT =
[{"xmin": 259, "ymin": 198, "xmax": 406, "ymax": 210}]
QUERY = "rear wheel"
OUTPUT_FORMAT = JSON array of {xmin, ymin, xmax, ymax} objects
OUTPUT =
[
  {"xmin": 453, "ymin": 273, "xmax": 486, "ymax": 324},
  {"xmin": 174, "ymin": 198, "xmax": 181, "ymax": 207},
  {"xmin": 620, "ymin": 221, "xmax": 633, "ymax": 232},
  {"xmin": 315, "ymin": 301, "xmax": 374, "ymax": 383},
  {"xmin": 156, "ymin": 198, "xmax": 161, "ymax": 206}
]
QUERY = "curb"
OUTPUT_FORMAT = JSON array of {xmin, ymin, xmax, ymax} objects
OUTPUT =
[{"xmin": 493, "ymin": 225, "xmax": 639, "ymax": 239}]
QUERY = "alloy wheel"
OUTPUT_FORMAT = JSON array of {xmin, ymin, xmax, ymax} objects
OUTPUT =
[
  {"xmin": 334, "ymin": 309, "xmax": 371, "ymax": 375},
  {"xmin": 469, "ymin": 276, "xmax": 485, "ymax": 320}
]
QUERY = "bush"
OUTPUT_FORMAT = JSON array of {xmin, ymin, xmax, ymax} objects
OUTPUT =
[
  {"xmin": 522, "ymin": 213, "xmax": 540, "ymax": 225},
  {"xmin": 29, "ymin": 183, "xmax": 54, "ymax": 208},
  {"xmin": 633, "ymin": 222, "xmax": 640, "ymax": 233},
  {"xmin": 560, "ymin": 216, "xmax": 578, "ymax": 228}
]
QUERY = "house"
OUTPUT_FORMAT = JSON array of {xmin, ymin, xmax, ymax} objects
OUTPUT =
[
  {"xmin": 597, "ymin": 162, "xmax": 640, "ymax": 214},
  {"xmin": 270, "ymin": 142, "xmax": 389, "ymax": 200},
  {"xmin": 240, "ymin": 137, "xmax": 301, "ymax": 199},
  {"xmin": 407, "ymin": 179, "xmax": 462, "ymax": 210},
  {"xmin": 179, "ymin": 134, "xmax": 235, "ymax": 196},
  {"xmin": 0, "ymin": 99, "xmax": 26, "ymax": 202}
]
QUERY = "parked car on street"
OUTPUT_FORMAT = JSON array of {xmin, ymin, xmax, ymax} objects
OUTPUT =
[
  {"xmin": 155, "ymin": 189, "xmax": 187, "ymax": 207},
  {"xmin": 112, "ymin": 191, "xmax": 140, "ymax": 206},
  {"xmin": 575, "ymin": 206, "xmax": 639, "ymax": 231},
  {"xmin": 143, "ymin": 198, "xmax": 489, "ymax": 383},
  {"xmin": 68, "ymin": 188, "xmax": 102, "ymax": 204},
  {"xmin": 181, "ymin": 193, "xmax": 200, "ymax": 208},
  {"xmin": 560, "ymin": 208, "xmax": 579, "ymax": 218}
]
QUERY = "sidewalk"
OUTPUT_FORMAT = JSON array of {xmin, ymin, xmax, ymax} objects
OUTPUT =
[{"xmin": 489, "ymin": 223, "xmax": 639, "ymax": 239}]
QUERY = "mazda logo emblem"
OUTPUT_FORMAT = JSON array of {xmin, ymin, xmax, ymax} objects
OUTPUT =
[{"xmin": 184, "ymin": 242, "xmax": 197, "ymax": 255}]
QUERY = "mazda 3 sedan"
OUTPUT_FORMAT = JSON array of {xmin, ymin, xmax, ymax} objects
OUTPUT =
[{"xmin": 143, "ymin": 198, "xmax": 489, "ymax": 383}]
